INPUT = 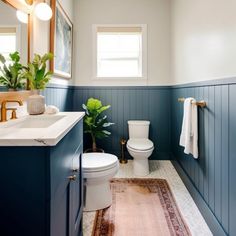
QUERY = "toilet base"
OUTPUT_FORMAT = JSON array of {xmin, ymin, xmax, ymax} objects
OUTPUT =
[
  {"xmin": 133, "ymin": 158, "xmax": 149, "ymax": 176},
  {"xmin": 84, "ymin": 181, "xmax": 112, "ymax": 211}
]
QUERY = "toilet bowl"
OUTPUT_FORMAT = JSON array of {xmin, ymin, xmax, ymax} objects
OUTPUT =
[
  {"xmin": 127, "ymin": 121, "xmax": 154, "ymax": 176},
  {"xmin": 82, "ymin": 153, "xmax": 119, "ymax": 211}
]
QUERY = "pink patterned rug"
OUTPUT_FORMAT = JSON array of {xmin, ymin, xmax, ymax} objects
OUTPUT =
[{"xmin": 92, "ymin": 178, "xmax": 191, "ymax": 236}]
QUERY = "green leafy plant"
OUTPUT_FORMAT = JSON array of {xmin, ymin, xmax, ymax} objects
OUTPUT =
[
  {"xmin": 82, "ymin": 98, "xmax": 114, "ymax": 152},
  {"xmin": 23, "ymin": 53, "xmax": 53, "ymax": 90},
  {"xmin": 0, "ymin": 51, "xmax": 25, "ymax": 90}
]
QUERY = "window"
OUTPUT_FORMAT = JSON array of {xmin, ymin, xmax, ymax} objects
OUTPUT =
[
  {"xmin": 93, "ymin": 25, "xmax": 147, "ymax": 79},
  {"xmin": 0, "ymin": 27, "xmax": 17, "ymax": 65}
]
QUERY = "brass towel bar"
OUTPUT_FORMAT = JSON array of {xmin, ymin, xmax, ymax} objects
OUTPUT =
[{"xmin": 178, "ymin": 97, "xmax": 207, "ymax": 108}]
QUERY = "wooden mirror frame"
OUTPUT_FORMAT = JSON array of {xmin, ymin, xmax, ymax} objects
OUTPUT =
[
  {"xmin": 1, "ymin": 0, "xmax": 32, "ymax": 63},
  {"xmin": 1, "ymin": 0, "xmax": 33, "ymax": 90}
]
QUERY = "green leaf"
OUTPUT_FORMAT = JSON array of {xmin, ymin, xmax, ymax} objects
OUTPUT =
[
  {"xmin": 98, "ymin": 105, "xmax": 110, "ymax": 113},
  {"xmin": 97, "ymin": 115, "xmax": 107, "ymax": 124},
  {"xmin": 95, "ymin": 131, "xmax": 107, "ymax": 139},
  {"xmin": 9, "ymin": 51, "xmax": 20, "ymax": 63},
  {"xmin": 3, "ymin": 65, "xmax": 11, "ymax": 77},
  {"xmin": 42, "ymin": 52, "xmax": 53, "ymax": 64},
  {"xmin": 0, "ymin": 76, "xmax": 10, "ymax": 86},
  {"xmin": 86, "ymin": 98, "xmax": 102, "ymax": 111},
  {"xmin": 103, "ymin": 122, "xmax": 114, "ymax": 127},
  {"xmin": 0, "ymin": 54, "xmax": 6, "ymax": 64},
  {"xmin": 82, "ymin": 104, "xmax": 87, "ymax": 110},
  {"xmin": 103, "ymin": 130, "xmax": 111, "ymax": 135},
  {"xmin": 33, "ymin": 54, "xmax": 41, "ymax": 65},
  {"xmin": 36, "ymin": 67, "xmax": 46, "ymax": 81},
  {"xmin": 84, "ymin": 116, "xmax": 93, "ymax": 126},
  {"xmin": 45, "ymin": 71, "xmax": 53, "ymax": 77}
]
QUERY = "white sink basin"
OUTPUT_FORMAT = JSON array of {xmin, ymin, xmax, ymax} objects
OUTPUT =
[
  {"xmin": 1, "ymin": 115, "xmax": 66, "ymax": 128},
  {"xmin": 0, "ymin": 112, "xmax": 85, "ymax": 146}
]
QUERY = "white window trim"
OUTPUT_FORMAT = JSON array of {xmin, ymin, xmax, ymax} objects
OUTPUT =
[
  {"xmin": 0, "ymin": 25, "xmax": 21, "ymax": 55},
  {"xmin": 92, "ymin": 24, "xmax": 147, "ymax": 81}
]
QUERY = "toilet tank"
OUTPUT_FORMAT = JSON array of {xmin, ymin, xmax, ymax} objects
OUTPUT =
[{"xmin": 128, "ymin": 120, "xmax": 150, "ymax": 139}]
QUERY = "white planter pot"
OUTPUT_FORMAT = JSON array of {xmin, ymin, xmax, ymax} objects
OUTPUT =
[{"xmin": 27, "ymin": 90, "xmax": 45, "ymax": 115}]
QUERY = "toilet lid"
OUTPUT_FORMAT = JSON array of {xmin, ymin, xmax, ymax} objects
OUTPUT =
[
  {"xmin": 127, "ymin": 139, "xmax": 154, "ymax": 151},
  {"xmin": 82, "ymin": 153, "xmax": 118, "ymax": 172}
]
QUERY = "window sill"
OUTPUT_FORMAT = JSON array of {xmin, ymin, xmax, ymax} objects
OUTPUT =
[
  {"xmin": 93, "ymin": 76, "xmax": 147, "ymax": 81},
  {"xmin": 90, "ymin": 77, "xmax": 148, "ymax": 86}
]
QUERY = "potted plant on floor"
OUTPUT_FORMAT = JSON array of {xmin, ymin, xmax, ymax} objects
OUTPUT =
[
  {"xmin": 82, "ymin": 98, "xmax": 114, "ymax": 152},
  {"xmin": 22, "ymin": 53, "xmax": 53, "ymax": 115},
  {"xmin": 0, "ymin": 52, "xmax": 26, "ymax": 90}
]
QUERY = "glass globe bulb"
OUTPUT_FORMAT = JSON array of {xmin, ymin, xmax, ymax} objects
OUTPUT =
[
  {"xmin": 35, "ymin": 2, "xmax": 52, "ymax": 21},
  {"xmin": 16, "ymin": 10, "xmax": 28, "ymax": 24}
]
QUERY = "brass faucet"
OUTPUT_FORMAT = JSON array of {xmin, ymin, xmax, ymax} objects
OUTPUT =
[{"xmin": 0, "ymin": 100, "xmax": 23, "ymax": 122}]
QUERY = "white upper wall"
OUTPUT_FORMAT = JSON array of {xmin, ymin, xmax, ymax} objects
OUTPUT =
[
  {"xmin": 31, "ymin": 0, "xmax": 236, "ymax": 86},
  {"xmin": 73, "ymin": 0, "xmax": 171, "ymax": 86},
  {"xmin": 171, "ymin": 0, "xmax": 236, "ymax": 85},
  {"xmin": 57, "ymin": 0, "xmax": 73, "ymax": 21}
]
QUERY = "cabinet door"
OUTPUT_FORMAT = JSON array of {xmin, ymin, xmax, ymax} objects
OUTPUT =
[
  {"xmin": 69, "ymin": 145, "xmax": 83, "ymax": 236},
  {"xmin": 50, "ymin": 121, "xmax": 83, "ymax": 236}
]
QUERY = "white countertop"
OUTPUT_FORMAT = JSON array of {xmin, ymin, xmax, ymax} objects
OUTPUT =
[{"xmin": 0, "ymin": 112, "xmax": 85, "ymax": 146}]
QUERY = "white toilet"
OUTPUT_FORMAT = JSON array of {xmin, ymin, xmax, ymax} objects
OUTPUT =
[
  {"xmin": 126, "ymin": 120, "xmax": 154, "ymax": 176},
  {"xmin": 82, "ymin": 153, "xmax": 119, "ymax": 211}
]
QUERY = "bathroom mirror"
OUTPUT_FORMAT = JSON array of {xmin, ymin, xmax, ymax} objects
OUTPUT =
[{"xmin": 0, "ymin": 0, "xmax": 31, "ymax": 66}]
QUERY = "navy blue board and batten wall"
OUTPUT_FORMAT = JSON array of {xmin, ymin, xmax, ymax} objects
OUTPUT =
[
  {"xmin": 171, "ymin": 78, "xmax": 236, "ymax": 236},
  {"xmin": 72, "ymin": 86, "xmax": 171, "ymax": 159},
  {"xmin": 43, "ymin": 84, "xmax": 74, "ymax": 112}
]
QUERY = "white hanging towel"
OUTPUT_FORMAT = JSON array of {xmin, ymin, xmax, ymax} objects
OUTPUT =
[{"xmin": 179, "ymin": 97, "xmax": 198, "ymax": 159}]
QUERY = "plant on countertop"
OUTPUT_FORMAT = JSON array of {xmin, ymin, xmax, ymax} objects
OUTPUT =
[
  {"xmin": 0, "ymin": 51, "xmax": 26, "ymax": 90},
  {"xmin": 22, "ymin": 53, "xmax": 53, "ymax": 90},
  {"xmin": 82, "ymin": 98, "xmax": 114, "ymax": 152}
]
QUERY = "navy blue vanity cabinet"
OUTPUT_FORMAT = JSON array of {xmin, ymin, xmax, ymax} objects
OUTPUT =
[{"xmin": 0, "ymin": 119, "xmax": 83, "ymax": 236}]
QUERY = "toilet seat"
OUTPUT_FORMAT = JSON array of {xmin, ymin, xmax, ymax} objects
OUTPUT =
[
  {"xmin": 83, "ymin": 153, "xmax": 118, "ymax": 172},
  {"xmin": 127, "ymin": 139, "xmax": 154, "ymax": 151}
]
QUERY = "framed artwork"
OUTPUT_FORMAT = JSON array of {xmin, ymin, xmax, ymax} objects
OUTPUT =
[{"xmin": 50, "ymin": 0, "xmax": 73, "ymax": 79}]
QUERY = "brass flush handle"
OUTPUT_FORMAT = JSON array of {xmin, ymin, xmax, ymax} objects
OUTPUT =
[{"xmin": 68, "ymin": 175, "xmax": 77, "ymax": 181}]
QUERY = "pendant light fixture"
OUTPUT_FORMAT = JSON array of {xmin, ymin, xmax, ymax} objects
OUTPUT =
[
  {"xmin": 21, "ymin": 0, "xmax": 52, "ymax": 21},
  {"xmin": 16, "ymin": 10, "xmax": 28, "ymax": 24},
  {"xmin": 34, "ymin": 2, "xmax": 52, "ymax": 21}
]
